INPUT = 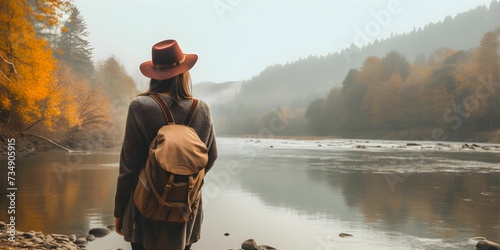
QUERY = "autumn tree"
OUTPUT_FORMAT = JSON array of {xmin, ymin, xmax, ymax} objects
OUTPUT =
[
  {"xmin": 359, "ymin": 56, "xmax": 383, "ymax": 126},
  {"xmin": 0, "ymin": 0, "xmax": 71, "ymax": 136},
  {"xmin": 454, "ymin": 29, "xmax": 500, "ymax": 130},
  {"xmin": 56, "ymin": 63, "xmax": 112, "ymax": 148},
  {"xmin": 94, "ymin": 57, "xmax": 139, "ymax": 138},
  {"xmin": 380, "ymin": 51, "xmax": 411, "ymax": 81}
]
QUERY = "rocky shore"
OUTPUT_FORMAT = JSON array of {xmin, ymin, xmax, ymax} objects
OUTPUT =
[
  {"xmin": 0, "ymin": 221, "xmax": 114, "ymax": 250},
  {"xmin": 3, "ymin": 221, "xmax": 498, "ymax": 250}
]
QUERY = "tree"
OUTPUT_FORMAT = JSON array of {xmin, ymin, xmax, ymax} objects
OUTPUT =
[
  {"xmin": 305, "ymin": 98, "xmax": 327, "ymax": 135},
  {"xmin": 0, "ymin": 0, "xmax": 71, "ymax": 133},
  {"xmin": 380, "ymin": 51, "xmax": 410, "ymax": 81},
  {"xmin": 94, "ymin": 57, "xmax": 139, "ymax": 138},
  {"xmin": 359, "ymin": 56, "xmax": 383, "ymax": 127},
  {"xmin": 475, "ymin": 29, "xmax": 499, "ymax": 82},
  {"xmin": 56, "ymin": 63, "xmax": 112, "ymax": 148},
  {"xmin": 342, "ymin": 69, "xmax": 359, "ymax": 91},
  {"xmin": 55, "ymin": 6, "xmax": 94, "ymax": 78}
]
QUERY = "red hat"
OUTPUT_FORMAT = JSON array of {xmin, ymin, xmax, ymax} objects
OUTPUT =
[{"xmin": 140, "ymin": 39, "xmax": 198, "ymax": 80}]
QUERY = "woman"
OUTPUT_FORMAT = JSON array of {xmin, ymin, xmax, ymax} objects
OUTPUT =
[{"xmin": 114, "ymin": 39, "xmax": 218, "ymax": 250}]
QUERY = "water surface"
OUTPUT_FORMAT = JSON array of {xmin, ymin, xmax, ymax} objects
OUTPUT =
[{"xmin": 0, "ymin": 137, "xmax": 499, "ymax": 249}]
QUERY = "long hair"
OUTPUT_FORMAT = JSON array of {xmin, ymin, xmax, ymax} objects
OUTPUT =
[{"xmin": 141, "ymin": 71, "xmax": 193, "ymax": 103}]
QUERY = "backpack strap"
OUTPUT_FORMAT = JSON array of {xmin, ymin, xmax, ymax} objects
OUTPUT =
[
  {"xmin": 182, "ymin": 99, "xmax": 199, "ymax": 126},
  {"xmin": 149, "ymin": 94, "xmax": 175, "ymax": 124}
]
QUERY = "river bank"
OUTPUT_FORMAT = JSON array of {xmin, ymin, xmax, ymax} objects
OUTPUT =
[{"xmin": 0, "ymin": 221, "xmax": 116, "ymax": 250}]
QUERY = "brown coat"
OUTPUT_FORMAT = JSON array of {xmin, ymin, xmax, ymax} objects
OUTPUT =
[{"xmin": 114, "ymin": 94, "xmax": 217, "ymax": 249}]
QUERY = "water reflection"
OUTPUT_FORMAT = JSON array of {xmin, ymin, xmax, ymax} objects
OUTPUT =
[
  {"xmin": 0, "ymin": 152, "xmax": 119, "ymax": 236},
  {"xmin": 0, "ymin": 138, "xmax": 499, "ymax": 249},
  {"xmin": 229, "ymin": 144, "xmax": 500, "ymax": 244}
]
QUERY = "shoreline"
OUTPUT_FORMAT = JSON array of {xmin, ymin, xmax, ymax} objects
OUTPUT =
[
  {"xmin": 222, "ymin": 128, "xmax": 500, "ymax": 144},
  {"xmin": 0, "ymin": 222, "xmax": 114, "ymax": 250}
]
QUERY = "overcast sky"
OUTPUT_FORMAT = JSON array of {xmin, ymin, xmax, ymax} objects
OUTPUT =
[{"xmin": 73, "ymin": 0, "xmax": 493, "ymax": 85}]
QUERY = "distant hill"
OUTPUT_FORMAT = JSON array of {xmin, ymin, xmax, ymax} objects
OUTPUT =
[
  {"xmin": 193, "ymin": 80, "xmax": 242, "ymax": 109},
  {"xmin": 216, "ymin": 0, "xmax": 500, "ymax": 135}
]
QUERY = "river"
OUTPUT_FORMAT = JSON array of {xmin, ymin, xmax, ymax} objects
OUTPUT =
[{"xmin": 0, "ymin": 137, "xmax": 499, "ymax": 249}]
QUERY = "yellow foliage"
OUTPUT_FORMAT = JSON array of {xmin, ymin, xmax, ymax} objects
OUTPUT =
[{"xmin": 0, "ymin": 0, "xmax": 69, "ymax": 130}]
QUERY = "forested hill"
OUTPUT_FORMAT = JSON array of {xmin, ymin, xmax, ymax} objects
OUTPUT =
[{"xmin": 215, "ymin": 1, "xmax": 500, "ymax": 135}]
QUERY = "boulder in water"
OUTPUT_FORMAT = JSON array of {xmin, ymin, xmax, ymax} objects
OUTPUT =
[
  {"xmin": 476, "ymin": 239, "xmax": 500, "ymax": 250},
  {"xmin": 88, "ymin": 227, "xmax": 110, "ymax": 237}
]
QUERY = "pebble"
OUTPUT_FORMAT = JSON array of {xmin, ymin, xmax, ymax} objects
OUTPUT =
[
  {"xmin": 339, "ymin": 233, "xmax": 353, "ymax": 238},
  {"xmin": 242, "ymin": 239, "xmax": 259, "ymax": 250},
  {"xmin": 74, "ymin": 237, "xmax": 87, "ymax": 245},
  {"xmin": 86, "ymin": 234, "xmax": 96, "ymax": 242},
  {"xmin": 241, "ymin": 239, "xmax": 276, "ymax": 250}
]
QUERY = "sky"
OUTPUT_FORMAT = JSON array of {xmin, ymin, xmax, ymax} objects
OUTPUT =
[{"xmin": 73, "ymin": 0, "xmax": 494, "ymax": 86}]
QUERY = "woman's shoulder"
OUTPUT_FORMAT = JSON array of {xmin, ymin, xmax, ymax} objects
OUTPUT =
[
  {"xmin": 128, "ymin": 95, "xmax": 157, "ymax": 111},
  {"xmin": 194, "ymin": 98, "xmax": 210, "ymax": 112},
  {"xmin": 128, "ymin": 95, "xmax": 211, "ymax": 114}
]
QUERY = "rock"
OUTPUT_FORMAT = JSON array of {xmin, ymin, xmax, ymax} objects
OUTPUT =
[
  {"xmin": 22, "ymin": 241, "xmax": 34, "ymax": 247},
  {"xmin": 62, "ymin": 243, "xmax": 78, "ymax": 250},
  {"xmin": 406, "ymin": 143, "xmax": 421, "ymax": 146},
  {"xmin": 54, "ymin": 236, "xmax": 71, "ymax": 243},
  {"xmin": 106, "ymin": 225, "xmax": 115, "ymax": 231},
  {"xmin": 339, "ymin": 233, "xmax": 353, "ymax": 238},
  {"xmin": 74, "ymin": 237, "xmax": 87, "ymax": 245},
  {"xmin": 242, "ymin": 239, "xmax": 259, "ymax": 250},
  {"xmin": 22, "ymin": 231, "xmax": 36, "ymax": 239},
  {"xmin": 88, "ymin": 227, "xmax": 111, "ymax": 237},
  {"xmin": 32, "ymin": 236, "xmax": 44, "ymax": 244},
  {"xmin": 86, "ymin": 234, "xmax": 96, "ymax": 242},
  {"xmin": 476, "ymin": 239, "xmax": 500, "ymax": 250},
  {"xmin": 45, "ymin": 234, "xmax": 54, "ymax": 241},
  {"xmin": 44, "ymin": 242, "xmax": 58, "ymax": 249},
  {"xmin": 51, "ymin": 233, "xmax": 68, "ymax": 238},
  {"xmin": 0, "ymin": 221, "xmax": 7, "ymax": 230},
  {"xmin": 224, "ymin": 233, "xmax": 230, "ymax": 236},
  {"xmin": 68, "ymin": 234, "xmax": 77, "ymax": 242}
]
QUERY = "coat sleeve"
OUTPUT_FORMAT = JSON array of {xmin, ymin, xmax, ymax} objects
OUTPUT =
[
  {"xmin": 197, "ymin": 100, "xmax": 218, "ymax": 173},
  {"xmin": 114, "ymin": 99, "xmax": 151, "ymax": 218},
  {"xmin": 205, "ymin": 121, "xmax": 218, "ymax": 173}
]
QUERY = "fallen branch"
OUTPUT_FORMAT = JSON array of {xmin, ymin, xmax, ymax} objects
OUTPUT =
[{"xmin": 23, "ymin": 133, "xmax": 75, "ymax": 153}]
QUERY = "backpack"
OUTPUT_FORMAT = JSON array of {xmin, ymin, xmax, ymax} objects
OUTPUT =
[{"xmin": 133, "ymin": 94, "xmax": 208, "ymax": 223}]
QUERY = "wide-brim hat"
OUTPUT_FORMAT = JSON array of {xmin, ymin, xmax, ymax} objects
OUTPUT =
[{"xmin": 140, "ymin": 39, "xmax": 198, "ymax": 80}]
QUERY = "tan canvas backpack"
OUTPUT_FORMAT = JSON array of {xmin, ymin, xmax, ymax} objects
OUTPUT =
[{"xmin": 133, "ymin": 94, "xmax": 208, "ymax": 223}]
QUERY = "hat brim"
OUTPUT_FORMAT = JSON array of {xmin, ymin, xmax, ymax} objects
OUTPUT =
[{"xmin": 139, "ymin": 54, "xmax": 198, "ymax": 80}]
